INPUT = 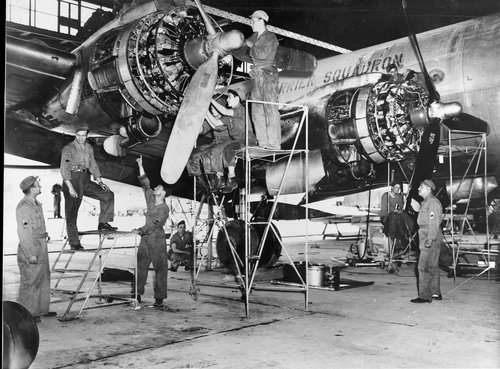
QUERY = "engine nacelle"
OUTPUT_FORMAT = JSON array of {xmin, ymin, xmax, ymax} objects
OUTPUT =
[
  {"xmin": 42, "ymin": 6, "xmax": 235, "ymax": 142},
  {"xmin": 326, "ymin": 79, "xmax": 429, "ymax": 180}
]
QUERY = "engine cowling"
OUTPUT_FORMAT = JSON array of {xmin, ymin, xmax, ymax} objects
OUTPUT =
[
  {"xmin": 325, "ymin": 79, "xmax": 429, "ymax": 179},
  {"xmin": 43, "ymin": 6, "xmax": 233, "ymax": 146}
]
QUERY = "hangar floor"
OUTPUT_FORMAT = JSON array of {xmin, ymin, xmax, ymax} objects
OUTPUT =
[{"xmin": 3, "ymin": 236, "xmax": 499, "ymax": 369}]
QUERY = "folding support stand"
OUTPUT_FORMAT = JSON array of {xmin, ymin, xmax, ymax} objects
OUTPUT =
[
  {"xmin": 51, "ymin": 230, "xmax": 138, "ymax": 321},
  {"xmin": 442, "ymin": 129, "xmax": 493, "ymax": 279},
  {"xmin": 189, "ymin": 101, "xmax": 311, "ymax": 318},
  {"xmin": 239, "ymin": 100, "xmax": 310, "ymax": 318}
]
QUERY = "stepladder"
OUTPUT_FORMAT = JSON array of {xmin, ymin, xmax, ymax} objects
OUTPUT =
[{"xmin": 51, "ymin": 230, "xmax": 139, "ymax": 321}]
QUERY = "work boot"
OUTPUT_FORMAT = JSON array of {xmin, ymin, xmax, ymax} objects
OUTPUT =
[
  {"xmin": 98, "ymin": 222, "xmax": 118, "ymax": 231},
  {"xmin": 70, "ymin": 244, "xmax": 85, "ymax": 252},
  {"xmin": 153, "ymin": 298, "xmax": 164, "ymax": 308},
  {"xmin": 410, "ymin": 297, "xmax": 431, "ymax": 303}
]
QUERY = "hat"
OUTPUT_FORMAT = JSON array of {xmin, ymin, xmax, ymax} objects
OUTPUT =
[
  {"xmin": 20, "ymin": 176, "xmax": 39, "ymax": 192},
  {"xmin": 421, "ymin": 179, "xmax": 436, "ymax": 191},
  {"xmin": 226, "ymin": 88, "xmax": 244, "ymax": 101},
  {"xmin": 178, "ymin": 220, "xmax": 186, "ymax": 227},
  {"xmin": 250, "ymin": 10, "xmax": 269, "ymax": 22},
  {"xmin": 75, "ymin": 124, "xmax": 89, "ymax": 134}
]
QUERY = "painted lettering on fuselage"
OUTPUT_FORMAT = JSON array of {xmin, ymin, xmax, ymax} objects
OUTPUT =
[
  {"xmin": 278, "ymin": 53, "xmax": 405, "ymax": 96},
  {"xmin": 322, "ymin": 53, "xmax": 404, "ymax": 84}
]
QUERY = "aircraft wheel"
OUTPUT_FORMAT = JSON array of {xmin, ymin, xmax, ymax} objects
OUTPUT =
[
  {"xmin": 106, "ymin": 297, "xmax": 114, "ymax": 303},
  {"xmin": 3, "ymin": 301, "xmax": 39, "ymax": 369}
]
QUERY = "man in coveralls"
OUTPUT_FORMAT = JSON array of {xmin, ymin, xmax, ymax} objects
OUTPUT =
[
  {"xmin": 411, "ymin": 179, "xmax": 443, "ymax": 303},
  {"xmin": 60, "ymin": 125, "xmax": 116, "ymax": 251},
  {"xmin": 246, "ymin": 10, "xmax": 281, "ymax": 149},
  {"xmin": 209, "ymin": 89, "xmax": 258, "ymax": 192},
  {"xmin": 168, "ymin": 220, "xmax": 194, "ymax": 272},
  {"xmin": 132, "ymin": 156, "xmax": 170, "ymax": 308},
  {"xmin": 16, "ymin": 176, "xmax": 57, "ymax": 321}
]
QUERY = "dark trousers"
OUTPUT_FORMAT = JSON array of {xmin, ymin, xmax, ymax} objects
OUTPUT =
[
  {"xmin": 53, "ymin": 194, "xmax": 61, "ymax": 218},
  {"xmin": 62, "ymin": 171, "xmax": 114, "ymax": 246},
  {"xmin": 134, "ymin": 240, "xmax": 168, "ymax": 299}
]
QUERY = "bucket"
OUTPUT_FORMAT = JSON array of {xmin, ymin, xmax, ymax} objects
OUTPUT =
[{"xmin": 307, "ymin": 265, "xmax": 324, "ymax": 287}]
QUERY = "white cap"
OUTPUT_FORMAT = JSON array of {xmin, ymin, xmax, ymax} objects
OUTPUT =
[{"xmin": 250, "ymin": 10, "xmax": 269, "ymax": 22}]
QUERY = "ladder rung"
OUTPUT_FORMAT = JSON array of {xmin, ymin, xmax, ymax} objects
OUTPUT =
[
  {"xmin": 248, "ymin": 255, "xmax": 260, "ymax": 260},
  {"xmin": 53, "ymin": 268, "xmax": 90, "ymax": 273}
]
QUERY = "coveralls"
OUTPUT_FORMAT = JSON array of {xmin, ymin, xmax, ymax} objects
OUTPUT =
[
  {"xmin": 16, "ymin": 196, "xmax": 51, "ymax": 317},
  {"xmin": 134, "ymin": 175, "xmax": 170, "ymax": 299},
  {"xmin": 380, "ymin": 192, "xmax": 404, "ymax": 218},
  {"xmin": 247, "ymin": 30, "xmax": 281, "ymax": 149},
  {"xmin": 417, "ymin": 194, "xmax": 443, "ymax": 300},
  {"xmin": 187, "ymin": 125, "xmax": 231, "ymax": 176},
  {"xmin": 60, "ymin": 139, "xmax": 114, "ymax": 246},
  {"xmin": 221, "ymin": 104, "xmax": 257, "ymax": 168},
  {"xmin": 168, "ymin": 231, "xmax": 194, "ymax": 271}
]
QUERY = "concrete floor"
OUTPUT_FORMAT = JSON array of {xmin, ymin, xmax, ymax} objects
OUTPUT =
[{"xmin": 3, "ymin": 237, "xmax": 499, "ymax": 369}]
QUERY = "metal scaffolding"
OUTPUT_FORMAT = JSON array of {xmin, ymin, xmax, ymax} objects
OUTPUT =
[
  {"xmin": 442, "ymin": 128, "xmax": 494, "ymax": 280},
  {"xmin": 189, "ymin": 100, "xmax": 311, "ymax": 317}
]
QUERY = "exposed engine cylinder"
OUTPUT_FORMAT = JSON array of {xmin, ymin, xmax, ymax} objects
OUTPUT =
[
  {"xmin": 83, "ymin": 6, "xmax": 233, "ymax": 142},
  {"xmin": 326, "ymin": 80, "xmax": 429, "ymax": 179}
]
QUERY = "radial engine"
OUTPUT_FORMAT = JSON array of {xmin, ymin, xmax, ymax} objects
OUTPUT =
[
  {"xmin": 43, "ymin": 6, "xmax": 234, "ymax": 147},
  {"xmin": 325, "ymin": 80, "xmax": 429, "ymax": 181}
]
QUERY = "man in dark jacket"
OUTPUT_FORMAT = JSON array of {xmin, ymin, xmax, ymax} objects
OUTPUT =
[{"xmin": 132, "ymin": 156, "xmax": 170, "ymax": 308}]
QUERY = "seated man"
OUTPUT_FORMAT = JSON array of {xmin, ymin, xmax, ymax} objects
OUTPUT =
[
  {"xmin": 209, "ymin": 89, "xmax": 257, "ymax": 192},
  {"xmin": 187, "ymin": 90, "xmax": 256, "ymax": 193},
  {"xmin": 168, "ymin": 220, "xmax": 194, "ymax": 272}
]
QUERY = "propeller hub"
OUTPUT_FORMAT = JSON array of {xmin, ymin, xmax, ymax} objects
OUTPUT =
[
  {"xmin": 428, "ymin": 101, "xmax": 462, "ymax": 120},
  {"xmin": 210, "ymin": 29, "xmax": 245, "ymax": 57}
]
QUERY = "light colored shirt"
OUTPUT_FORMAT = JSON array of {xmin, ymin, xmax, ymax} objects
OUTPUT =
[{"xmin": 60, "ymin": 139, "xmax": 101, "ymax": 180}]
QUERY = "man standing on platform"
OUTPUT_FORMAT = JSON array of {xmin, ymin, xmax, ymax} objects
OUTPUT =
[
  {"xmin": 60, "ymin": 125, "xmax": 116, "ymax": 251},
  {"xmin": 132, "ymin": 156, "xmax": 170, "ymax": 309},
  {"xmin": 411, "ymin": 179, "xmax": 443, "ymax": 303},
  {"xmin": 16, "ymin": 176, "xmax": 57, "ymax": 322},
  {"xmin": 246, "ymin": 10, "xmax": 281, "ymax": 150}
]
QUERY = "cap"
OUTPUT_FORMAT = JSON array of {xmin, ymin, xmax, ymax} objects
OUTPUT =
[
  {"xmin": 75, "ymin": 124, "xmax": 89, "ymax": 134},
  {"xmin": 227, "ymin": 88, "xmax": 244, "ymax": 101},
  {"xmin": 421, "ymin": 179, "xmax": 436, "ymax": 191},
  {"xmin": 250, "ymin": 10, "xmax": 269, "ymax": 22},
  {"xmin": 178, "ymin": 220, "xmax": 186, "ymax": 227},
  {"xmin": 390, "ymin": 181, "xmax": 400, "ymax": 187},
  {"xmin": 20, "ymin": 176, "xmax": 39, "ymax": 192}
]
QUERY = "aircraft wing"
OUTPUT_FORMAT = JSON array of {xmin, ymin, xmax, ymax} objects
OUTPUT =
[{"xmin": 5, "ymin": 26, "xmax": 77, "ymax": 111}]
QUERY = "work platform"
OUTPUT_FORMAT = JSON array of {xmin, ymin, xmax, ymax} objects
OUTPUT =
[{"xmin": 51, "ymin": 230, "xmax": 138, "ymax": 321}]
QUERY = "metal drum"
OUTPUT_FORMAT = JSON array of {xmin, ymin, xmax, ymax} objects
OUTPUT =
[
  {"xmin": 307, "ymin": 265, "xmax": 324, "ymax": 287},
  {"xmin": 3, "ymin": 301, "xmax": 39, "ymax": 369}
]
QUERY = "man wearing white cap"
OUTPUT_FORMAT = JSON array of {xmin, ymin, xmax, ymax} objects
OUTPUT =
[
  {"xmin": 411, "ymin": 179, "xmax": 443, "ymax": 303},
  {"xmin": 246, "ymin": 9, "xmax": 281, "ymax": 150},
  {"xmin": 60, "ymin": 124, "xmax": 116, "ymax": 251},
  {"xmin": 16, "ymin": 176, "xmax": 56, "ymax": 321}
]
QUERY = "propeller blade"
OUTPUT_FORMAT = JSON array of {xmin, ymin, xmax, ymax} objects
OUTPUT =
[
  {"xmin": 161, "ymin": 53, "xmax": 219, "ymax": 184},
  {"xmin": 192, "ymin": 0, "xmax": 217, "ymax": 36},
  {"xmin": 402, "ymin": 0, "xmax": 440, "ymax": 102},
  {"xmin": 405, "ymin": 120, "xmax": 441, "ymax": 211}
]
